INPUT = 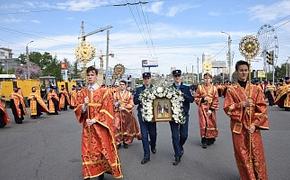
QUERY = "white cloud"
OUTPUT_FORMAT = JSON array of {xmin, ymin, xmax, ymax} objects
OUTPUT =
[
  {"xmin": 208, "ymin": 11, "xmax": 220, "ymax": 17},
  {"xmin": 1, "ymin": 17, "xmax": 23, "ymax": 23},
  {"xmin": 249, "ymin": 0, "xmax": 290, "ymax": 22},
  {"xmin": 31, "ymin": 19, "xmax": 40, "ymax": 24},
  {"xmin": 56, "ymin": 0, "xmax": 119, "ymax": 11},
  {"xmin": 145, "ymin": 2, "xmax": 199, "ymax": 17},
  {"xmin": 166, "ymin": 4, "xmax": 197, "ymax": 17},
  {"xmin": 146, "ymin": 2, "xmax": 164, "ymax": 14}
]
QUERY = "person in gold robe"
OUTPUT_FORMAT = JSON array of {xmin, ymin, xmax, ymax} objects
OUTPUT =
[
  {"xmin": 224, "ymin": 60, "xmax": 269, "ymax": 180},
  {"xmin": 275, "ymin": 77, "xmax": 290, "ymax": 111},
  {"xmin": 10, "ymin": 87, "xmax": 26, "ymax": 124},
  {"xmin": 59, "ymin": 85, "xmax": 70, "ymax": 111},
  {"xmin": 0, "ymin": 97, "xmax": 10, "ymax": 128},
  {"xmin": 74, "ymin": 66, "xmax": 122, "ymax": 180},
  {"xmin": 70, "ymin": 85, "xmax": 77, "ymax": 109},
  {"xmin": 113, "ymin": 80, "xmax": 141, "ymax": 149},
  {"xmin": 265, "ymin": 81, "xmax": 276, "ymax": 106},
  {"xmin": 47, "ymin": 88, "xmax": 59, "ymax": 115},
  {"xmin": 195, "ymin": 73, "xmax": 219, "ymax": 148},
  {"xmin": 27, "ymin": 87, "xmax": 49, "ymax": 119}
]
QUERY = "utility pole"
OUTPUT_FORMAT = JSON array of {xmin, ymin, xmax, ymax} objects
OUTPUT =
[
  {"xmin": 197, "ymin": 57, "xmax": 200, "ymax": 84},
  {"xmin": 221, "ymin": 32, "xmax": 232, "ymax": 82},
  {"xmin": 286, "ymin": 57, "xmax": 290, "ymax": 78},
  {"xmin": 105, "ymin": 30, "xmax": 110, "ymax": 85},
  {"xmin": 26, "ymin": 40, "xmax": 34, "ymax": 79}
]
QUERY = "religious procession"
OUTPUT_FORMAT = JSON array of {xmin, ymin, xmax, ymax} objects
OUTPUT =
[{"xmin": 1, "ymin": 1, "xmax": 290, "ymax": 180}]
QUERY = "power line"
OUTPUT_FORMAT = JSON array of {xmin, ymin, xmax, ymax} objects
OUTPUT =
[
  {"xmin": 125, "ymin": 0, "xmax": 154, "ymax": 58},
  {"xmin": 140, "ymin": 3, "xmax": 157, "ymax": 57},
  {"xmin": 0, "ymin": 25, "xmax": 74, "ymax": 44}
]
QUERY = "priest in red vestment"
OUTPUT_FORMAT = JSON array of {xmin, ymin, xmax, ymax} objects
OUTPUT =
[
  {"xmin": 0, "ymin": 97, "xmax": 10, "ymax": 128},
  {"xmin": 194, "ymin": 73, "xmax": 219, "ymax": 148},
  {"xmin": 74, "ymin": 66, "xmax": 122, "ymax": 180},
  {"xmin": 113, "ymin": 80, "xmax": 141, "ymax": 149},
  {"xmin": 224, "ymin": 60, "xmax": 269, "ymax": 180}
]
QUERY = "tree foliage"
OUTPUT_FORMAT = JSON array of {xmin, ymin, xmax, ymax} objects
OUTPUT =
[{"xmin": 17, "ymin": 52, "xmax": 61, "ymax": 80}]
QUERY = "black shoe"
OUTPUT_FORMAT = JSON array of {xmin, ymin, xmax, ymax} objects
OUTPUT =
[
  {"xmin": 98, "ymin": 173, "xmax": 104, "ymax": 180},
  {"xmin": 207, "ymin": 138, "xmax": 215, "ymax": 145},
  {"xmin": 172, "ymin": 156, "xmax": 181, "ymax": 166},
  {"xmin": 202, "ymin": 142, "xmax": 207, "ymax": 149},
  {"xmin": 151, "ymin": 147, "xmax": 156, "ymax": 154},
  {"xmin": 141, "ymin": 158, "xmax": 150, "ymax": 165},
  {"xmin": 123, "ymin": 143, "xmax": 128, "ymax": 149},
  {"xmin": 117, "ymin": 144, "xmax": 121, "ymax": 149}
]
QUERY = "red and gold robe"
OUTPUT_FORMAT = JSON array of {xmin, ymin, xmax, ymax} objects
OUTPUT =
[
  {"xmin": 10, "ymin": 92, "xmax": 27, "ymax": 118},
  {"xmin": 59, "ymin": 89, "xmax": 70, "ymax": 110},
  {"xmin": 224, "ymin": 83, "xmax": 269, "ymax": 180},
  {"xmin": 0, "ymin": 100, "xmax": 10, "ymax": 127},
  {"xmin": 28, "ymin": 92, "xmax": 49, "ymax": 116},
  {"xmin": 70, "ymin": 90, "xmax": 77, "ymax": 108},
  {"xmin": 195, "ymin": 84, "xmax": 219, "ymax": 139},
  {"xmin": 275, "ymin": 84, "xmax": 290, "ymax": 109},
  {"xmin": 74, "ymin": 87, "xmax": 123, "ymax": 179},
  {"xmin": 113, "ymin": 90, "xmax": 141, "ymax": 146},
  {"xmin": 47, "ymin": 90, "xmax": 59, "ymax": 114}
]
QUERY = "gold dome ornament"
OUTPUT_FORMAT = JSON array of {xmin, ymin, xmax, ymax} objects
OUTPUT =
[
  {"xmin": 75, "ymin": 41, "xmax": 96, "ymax": 63},
  {"xmin": 239, "ymin": 35, "xmax": 260, "ymax": 60},
  {"xmin": 203, "ymin": 62, "xmax": 212, "ymax": 71},
  {"xmin": 113, "ymin": 64, "xmax": 125, "ymax": 78}
]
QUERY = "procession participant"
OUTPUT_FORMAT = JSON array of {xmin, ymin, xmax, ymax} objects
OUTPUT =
[
  {"xmin": 169, "ymin": 69, "xmax": 194, "ymax": 165},
  {"xmin": 59, "ymin": 85, "xmax": 70, "ymax": 111},
  {"xmin": 113, "ymin": 80, "xmax": 141, "ymax": 149},
  {"xmin": 74, "ymin": 66, "xmax": 122, "ymax": 180},
  {"xmin": 285, "ymin": 77, "xmax": 290, "ymax": 111},
  {"xmin": 194, "ymin": 73, "xmax": 219, "ymax": 149},
  {"xmin": 70, "ymin": 85, "xmax": 77, "ymax": 109},
  {"xmin": 265, "ymin": 81, "xmax": 276, "ymax": 106},
  {"xmin": 0, "ymin": 97, "xmax": 10, "ymax": 128},
  {"xmin": 275, "ymin": 77, "xmax": 290, "ymax": 110},
  {"xmin": 133, "ymin": 72, "xmax": 157, "ymax": 165},
  {"xmin": 10, "ymin": 87, "xmax": 26, "ymax": 124},
  {"xmin": 27, "ymin": 87, "xmax": 49, "ymax": 119},
  {"xmin": 47, "ymin": 87, "xmax": 59, "ymax": 115},
  {"xmin": 224, "ymin": 60, "xmax": 269, "ymax": 180}
]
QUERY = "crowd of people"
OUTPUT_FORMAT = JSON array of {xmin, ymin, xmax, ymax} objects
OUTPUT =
[{"xmin": 1, "ymin": 60, "xmax": 290, "ymax": 180}]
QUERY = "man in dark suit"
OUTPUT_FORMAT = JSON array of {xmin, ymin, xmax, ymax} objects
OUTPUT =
[
  {"xmin": 133, "ymin": 72, "xmax": 157, "ymax": 165},
  {"xmin": 170, "ymin": 69, "xmax": 194, "ymax": 165}
]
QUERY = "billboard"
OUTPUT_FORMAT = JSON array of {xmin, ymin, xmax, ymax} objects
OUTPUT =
[
  {"xmin": 212, "ymin": 61, "xmax": 227, "ymax": 68},
  {"xmin": 142, "ymin": 60, "xmax": 158, "ymax": 67}
]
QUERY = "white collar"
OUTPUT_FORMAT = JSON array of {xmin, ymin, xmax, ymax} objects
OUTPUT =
[{"xmin": 88, "ymin": 83, "xmax": 98, "ymax": 91}]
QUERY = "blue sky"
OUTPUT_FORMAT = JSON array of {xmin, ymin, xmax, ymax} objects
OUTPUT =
[{"xmin": 0, "ymin": 0, "xmax": 290, "ymax": 76}]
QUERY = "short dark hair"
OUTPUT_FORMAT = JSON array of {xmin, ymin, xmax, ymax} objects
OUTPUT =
[
  {"xmin": 203, "ymin": 73, "xmax": 212, "ymax": 79},
  {"xmin": 235, "ymin": 60, "xmax": 249, "ymax": 71},
  {"xmin": 119, "ymin": 80, "xmax": 127, "ymax": 85},
  {"xmin": 86, "ymin": 66, "xmax": 98, "ymax": 75}
]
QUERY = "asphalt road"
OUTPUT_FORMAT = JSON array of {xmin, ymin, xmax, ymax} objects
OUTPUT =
[{"xmin": 0, "ymin": 99, "xmax": 290, "ymax": 180}]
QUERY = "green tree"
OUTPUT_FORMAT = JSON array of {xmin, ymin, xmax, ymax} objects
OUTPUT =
[
  {"xmin": 42, "ymin": 56, "xmax": 61, "ymax": 80},
  {"xmin": 17, "ymin": 52, "xmax": 61, "ymax": 80}
]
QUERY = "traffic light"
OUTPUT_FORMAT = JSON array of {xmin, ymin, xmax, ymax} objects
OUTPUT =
[{"xmin": 266, "ymin": 51, "xmax": 274, "ymax": 65}]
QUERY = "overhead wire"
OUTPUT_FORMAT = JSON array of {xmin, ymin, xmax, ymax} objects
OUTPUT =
[{"xmin": 125, "ymin": 0, "xmax": 154, "ymax": 58}]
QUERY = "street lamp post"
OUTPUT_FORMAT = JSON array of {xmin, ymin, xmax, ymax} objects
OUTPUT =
[
  {"xmin": 286, "ymin": 57, "xmax": 290, "ymax": 78},
  {"xmin": 26, "ymin": 40, "xmax": 34, "ymax": 79},
  {"xmin": 221, "ymin": 31, "xmax": 232, "ymax": 82}
]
